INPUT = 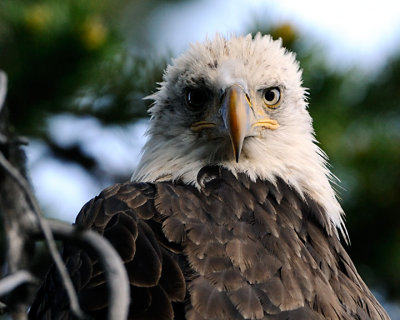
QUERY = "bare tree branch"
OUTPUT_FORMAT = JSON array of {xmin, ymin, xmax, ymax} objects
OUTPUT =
[
  {"xmin": 0, "ymin": 71, "xmax": 86, "ymax": 319},
  {"xmin": 0, "ymin": 271, "xmax": 37, "ymax": 297},
  {"xmin": 0, "ymin": 151, "xmax": 86, "ymax": 319},
  {"xmin": 30, "ymin": 221, "xmax": 130, "ymax": 320},
  {"xmin": 0, "ymin": 70, "xmax": 129, "ymax": 319},
  {"xmin": 0, "ymin": 148, "xmax": 130, "ymax": 319},
  {"xmin": 0, "ymin": 71, "xmax": 7, "ymax": 112},
  {"xmin": 0, "ymin": 70, "xmax": 34, "ymax": 319}
]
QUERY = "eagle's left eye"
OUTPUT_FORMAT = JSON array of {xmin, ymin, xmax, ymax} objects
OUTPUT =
[
  {"xmin": 186, "ymin": 88, "xmax": 209, "ymax": 110},
  {"xmin": 262, "ymin": 87, "xmax": 281, "ymax": 108}
]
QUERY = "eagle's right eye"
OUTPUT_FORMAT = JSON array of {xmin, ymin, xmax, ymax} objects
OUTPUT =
[{"xmin": 186, "ymin": 88, "xmax": 209, "ymax": 110}]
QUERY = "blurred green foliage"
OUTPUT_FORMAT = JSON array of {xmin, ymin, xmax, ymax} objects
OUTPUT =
[
  {"xmin": 0, "ymin": 0, "xmax": 170, "ymax": 177},
  {"xmin": 0, "ymin": 0, "xmax": 173, "ymax": 137},
  {"xmin": 0, "ymin": 0, "xmax": 399, "ymax": 305},
  {"xmin": 0, "ymin": 0, "xmax": 118, "ymax": 135}
]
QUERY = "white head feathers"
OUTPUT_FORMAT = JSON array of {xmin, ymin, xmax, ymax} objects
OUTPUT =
[{"xmin": 133, "ymin": 33, "xmax": 347, "ymax": 240}]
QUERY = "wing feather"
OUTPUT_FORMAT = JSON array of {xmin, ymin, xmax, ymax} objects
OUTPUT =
[
  {"xmin": 29, "ymin": 182, "xmax": 186, "ymax": 320},
  {"xmin": 228, "ymin": 285, "xmax": 264, "ymax": 319}
]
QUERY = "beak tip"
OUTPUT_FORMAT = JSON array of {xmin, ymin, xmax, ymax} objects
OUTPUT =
[
  {"xmin": 235, "ymin": 152, "xmax": 240, "ymax": 163},
  {"xmin": 233, "ymin": 145, "xmax": 241, "ymax": 163}
]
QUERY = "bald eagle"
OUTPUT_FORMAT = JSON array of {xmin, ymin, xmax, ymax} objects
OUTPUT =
[{"xmin": 30, "ymin": 34, "xmax": 389, "ymax": 319}]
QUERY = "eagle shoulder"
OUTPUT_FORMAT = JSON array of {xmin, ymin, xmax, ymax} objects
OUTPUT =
[{"xmin": 29, "ymin": 182, "xmax": 186, "ymax": 320}]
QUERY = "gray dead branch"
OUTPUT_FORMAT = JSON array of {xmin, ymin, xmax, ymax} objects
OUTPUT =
[{"xmin": 0, "ymin": 70, "xmax": 129, "ymax": 320}]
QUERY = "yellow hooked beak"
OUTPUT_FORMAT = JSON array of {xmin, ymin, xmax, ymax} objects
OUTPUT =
[
  {"xmin": 221, "ymin": 85, "xmax": 280, "ymax": 162},
  {"xmin": 221, "ymin": 85, "xmax": 252, "ymax": 162}
]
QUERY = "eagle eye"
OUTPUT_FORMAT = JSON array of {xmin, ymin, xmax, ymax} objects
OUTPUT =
[
  {"xmin": 186, "ymin": 88, "xmax": 209, "ymax": 110},
  {"xmin": 263, "ymin": 87, "xmax": 281, "ymax": 108}
]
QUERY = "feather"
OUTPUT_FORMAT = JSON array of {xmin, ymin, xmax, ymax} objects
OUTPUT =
[
  {"xmin": 137, "ymin": 286, "xmax": 174, "ymax": 320},
  {"xmin": 162, "ymin": 216, "xmax": 186, "ymax": 243},
  {"xmin": 205, "ymin": 268, "xmax": 245, "ymax": 291},
  {"xmin": 159, "ymin": 248, "xmax": 186, "ymax": 301},
  {"xmin": 103, "ymin": 213, "xmax": 137, "ymax": 262},
  {"xmin": 124, "ymin": 222, "xmax": 162, "ymax": 287},
  {"xmin": 243, "ymin": 253, "xmax": 282, "ymax": 284},
  {"xmin": 253, "ymin": 204, "xmax": 279, "ymax": 238},
  {"xmin": 225, "ymin": 239, "xmax": 258, "ymax": 272},
  {"xmin": 213, "ymin": 225, "xmax": 234, "ymax": 244},
  {"xmin": 78, "ymin": 282, "xmax": 108, "ymax": 312},
  {"xmin": 280, "ymin": 265, "xmax": 304, "ymax": 308},
  {"xmin": 185, "ymin": 309, "xmax": 206, "ymax": 320},
  {"xmin": 128, "ymin": 286, "xmax": 151, "ymax": 317},
  {"xmin": 228, "ymin": 285, "xmax": 264, "ymax": 319},
  {"xmin": 116, "ymin": 185, "xmax": 148, "ymax": 209},
  {"xmin": 188, "ymin": 251, "xmax": 232, "ymax": 274},
  {"xmin": 191, "ymin": 240, "xmax": 225, "ymax": 259},
  {"xmin": 186, "ymin": 222, "xmax": 213, "ymax": 245},
  {"xmin": 75, "ymin": 198, "xmax": 102, "ymax": 228},
  {"xmin": 189, "ymin": 277, "xmax": 238, "ymax": 319},
  {"xmin": 249, "ymin": 179, "xmax": 270, "ymax": 204}
]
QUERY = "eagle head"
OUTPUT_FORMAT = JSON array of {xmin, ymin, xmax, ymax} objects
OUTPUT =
[{"xmin": 133, "ymin": 33, "xmax": 346, "ymax": 238}]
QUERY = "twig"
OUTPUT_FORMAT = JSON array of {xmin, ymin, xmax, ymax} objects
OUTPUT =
[
  {"xmin": 0, "ymin": 301, "xmax": 6, "ymax": 314},
  {"xmin": 0, "ymin": 71, "xmax": 7, "ymax": 111},
  {"xmin": 0, "ymin": 271, "xmax": 37, "ymax": 297},
  {"xmin": 0, "ymin": 152, "xmax": 85, "ymax": 319},
  {"xmin": 31, "ymin": 221, "xmax": 130, "ymax": 320},
  {"xmin": 0, "ymin": 70, "xmax": 129, "ymax": 319}
]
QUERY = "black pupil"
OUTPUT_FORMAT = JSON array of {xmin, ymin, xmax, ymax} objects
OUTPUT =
[
  {"xmin": 265, "ymin": 89, "xmax": 276, "ymax": 102},
  {"xmin": 187, "ymin": 89, "xmax": 206, "ymax": 108}
]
